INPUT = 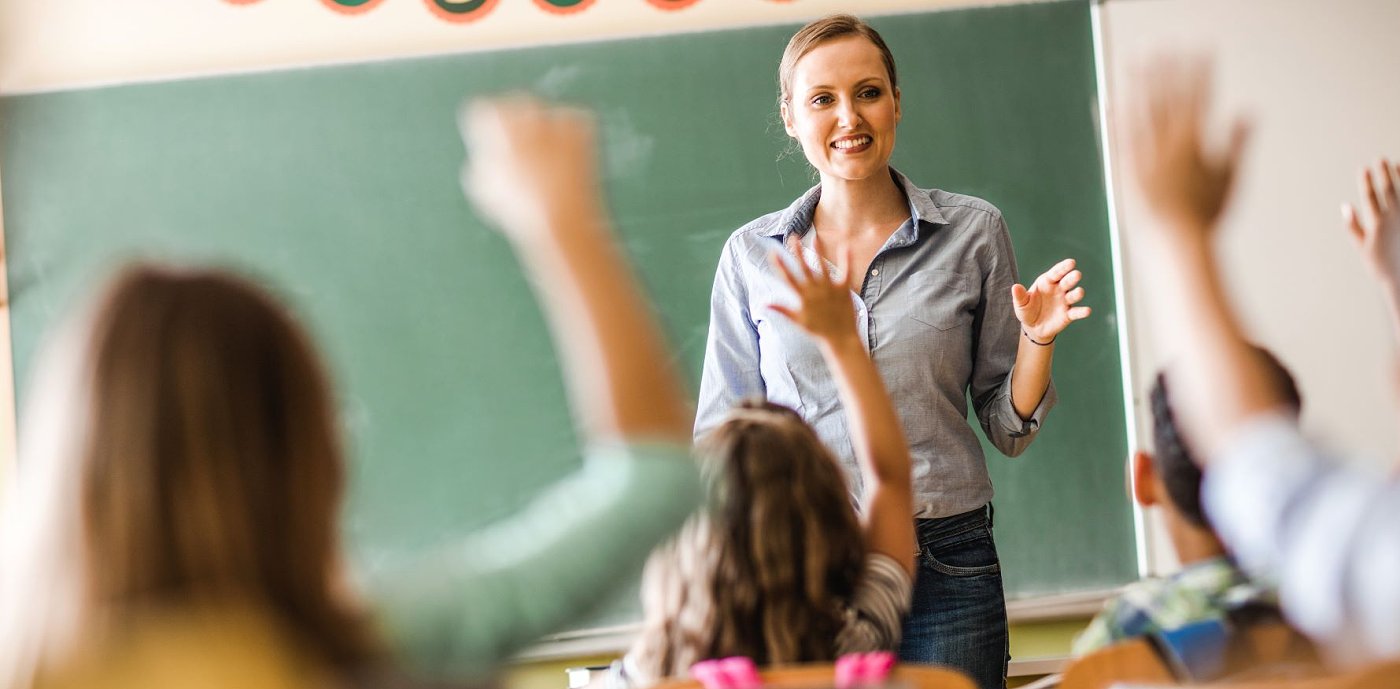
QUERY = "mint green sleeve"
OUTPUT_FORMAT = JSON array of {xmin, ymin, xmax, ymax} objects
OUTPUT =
[{"xmin": 370, "ymin": 441, "xmax": 702, "ymax": 678}]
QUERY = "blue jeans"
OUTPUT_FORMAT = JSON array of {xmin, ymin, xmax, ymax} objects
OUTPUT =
[{"xmin": 897, "ymin": 506, "xmax": 1008, "ymax": 689}]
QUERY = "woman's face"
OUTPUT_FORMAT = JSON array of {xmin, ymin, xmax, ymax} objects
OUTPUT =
[{"xmin": 782, "ymin": 35, "xmax": 901, "ymax": 184}]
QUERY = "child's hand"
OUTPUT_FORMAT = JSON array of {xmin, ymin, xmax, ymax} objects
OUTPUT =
[
  {"xmin": 767, "ymin": 233, "xmax": 859, "ymax": 346},
  {"xmin": 1124, "ymin": 58, "xmax": 1249, "ymax": 238},
  {"xmin": 1343, "ymin": 159, "xmax": 1400, "ymax": 288},
  {"xmin": 459, "ymin": 96, "xmax": 603, "ymax": 243},
  {"xmin": 1013, "ymin": 258, "xmax": 1091, "ymax": 344}
]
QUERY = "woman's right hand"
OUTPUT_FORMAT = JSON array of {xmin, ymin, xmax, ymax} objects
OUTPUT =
[
  {"xmin": 458, "ymin": 96, "xmax": 604, "ymax": 244},
  {"xmin": 768, "ymin": 233, "xmax": 860, "ymax": 347}
]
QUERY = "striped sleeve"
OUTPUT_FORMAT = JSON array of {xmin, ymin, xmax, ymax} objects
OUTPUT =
[{"xmin": 834, "ymin": 553, "xmax": 913, "ymax": 654}]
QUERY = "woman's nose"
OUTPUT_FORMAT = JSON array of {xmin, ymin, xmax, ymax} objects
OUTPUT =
[{"xmin": 836, "ymin": 99, "xmax": 861, "ymax": 128}]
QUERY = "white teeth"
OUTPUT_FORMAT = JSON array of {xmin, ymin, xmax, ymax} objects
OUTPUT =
[{"xmin": 833, "ymin": 136, "xmax": 872, "ymax": 150}]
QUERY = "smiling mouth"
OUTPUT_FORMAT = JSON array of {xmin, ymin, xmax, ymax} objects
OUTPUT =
[{"xmin": 831, "ymin": 135, "xmax": 873, "ymax": 152}]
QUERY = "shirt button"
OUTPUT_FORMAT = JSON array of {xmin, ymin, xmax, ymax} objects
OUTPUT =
[{"xmin": 870, "ymin": 268, "xmax": 880, "ymax": 276}]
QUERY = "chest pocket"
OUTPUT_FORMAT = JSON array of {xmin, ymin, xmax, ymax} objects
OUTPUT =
[{"xmin": 907, "ymin": 269, "xmax": 977, "ymax": 331}]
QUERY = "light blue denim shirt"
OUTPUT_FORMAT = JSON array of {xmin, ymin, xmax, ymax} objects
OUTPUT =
[{"xmin": 695, "ymin": 169, "xmax": 1055, "ymax": 518}]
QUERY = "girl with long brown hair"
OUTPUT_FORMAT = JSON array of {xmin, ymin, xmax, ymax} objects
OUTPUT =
[
  {"xmin": 619, "ymin": 232, "xmax": 916, "ymax": 687},
  {"xmin": 0, "ymin": 97, "xmax": 701, "ymax": 688}
]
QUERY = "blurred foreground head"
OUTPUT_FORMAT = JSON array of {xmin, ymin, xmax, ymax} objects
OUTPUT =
[{"xmin": 0, "ymin": 264, "xmax": 379, "ymax": 688}]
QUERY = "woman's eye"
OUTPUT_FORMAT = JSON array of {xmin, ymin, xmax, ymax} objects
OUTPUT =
[
  {"xmin": 811, "ymin": 95, "xmax": 833, "ymax": 106},
  {"xmin": 860, "ymin": 87, "xmax": 882, "ymax": 99}
]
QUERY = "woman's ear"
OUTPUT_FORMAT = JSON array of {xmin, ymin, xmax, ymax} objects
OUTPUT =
[{"xmin": 781, "ymin": 100, "xmax": 797, "ymax": 138}]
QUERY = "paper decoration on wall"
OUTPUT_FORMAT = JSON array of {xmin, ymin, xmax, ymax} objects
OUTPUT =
[
  {"xmin": 427, "ymin": 0, "xmax": 500, "ymax": 22},
  {"xmin": 323, "ymin": 0, "xmax": 387, "ymax": 13},
  {"xmin": 533, "ymin": 0, "xmax": 596, "ymax": 14},
  {"xmin": 224, "ymin": 0, "xmax": 715, "ymax": 21}
]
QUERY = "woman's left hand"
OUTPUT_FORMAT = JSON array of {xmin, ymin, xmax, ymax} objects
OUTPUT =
[{"xmin": 1012, "ymin": 258, "xmax": 1091, "ymax": 344}]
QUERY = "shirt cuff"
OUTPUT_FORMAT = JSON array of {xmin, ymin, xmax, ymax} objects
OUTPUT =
[{"xmin": 989, "ymin": 371, "xmax": 1057, "ymax": 439}]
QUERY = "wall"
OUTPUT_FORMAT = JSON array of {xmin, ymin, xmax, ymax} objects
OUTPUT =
[
  {"xmin": 1099, "ymin": 0, "xmax": 1400, "ymax": 574},
  {"xmin": 0, "ymin": 0, "xmax": 1025, "ymax": 94}
]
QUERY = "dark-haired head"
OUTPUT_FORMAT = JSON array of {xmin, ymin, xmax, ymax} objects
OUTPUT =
[{"xmin": 1149, "ymin": 347, "xmax": 1302, "ymax": 527}]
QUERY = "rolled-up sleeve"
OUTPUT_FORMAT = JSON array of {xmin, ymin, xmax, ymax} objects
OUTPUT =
[
  {"xmin": 373, "ymin": 441, "xmax": 703, "ymax": 678},
  {"xmin": 1203, "ymin": 414, "xmax": 1400, "ymax": 665},
  {"xmin": 695, "ymin": 238, "xmax": 764, "ymax": 438},
  {"xmin": 969, "ymin": 213, "xmax": 1055, "ymax": 457}
]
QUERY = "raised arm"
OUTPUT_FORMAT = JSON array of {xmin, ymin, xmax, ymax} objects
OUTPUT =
[
  {"xmin": 1120, "ymin": 59, "xmax": 1281, "ymax": 458},
  {"xmin": 1342, "ymin": 159, "xmax": 1400, "ymax": 341},
  {"xmin": 461, "ymin": 98, "xmax": 691, "ymax": 443},
  {"xmin": 768, "ymin": 234, "xmax": 914, "ymax": 575},
  {"xmin": 374, "ymin": 98, "xmax": 702, "ymax": 677}
]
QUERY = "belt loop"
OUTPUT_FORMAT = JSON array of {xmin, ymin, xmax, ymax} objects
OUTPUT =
[{"xmin": 986, "ymin": 503, "xmax": 995, "ymax": 529}]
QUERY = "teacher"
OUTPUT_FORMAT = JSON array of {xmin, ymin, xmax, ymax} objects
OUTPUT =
[{"xmin": 694, "ymin": 14, "xmax": 1090, "ymax": 689}]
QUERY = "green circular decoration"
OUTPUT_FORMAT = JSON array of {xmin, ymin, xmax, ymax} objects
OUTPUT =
[{"xmin": 431, "ymin": 0, "xmax": 492, "ymax": 13}]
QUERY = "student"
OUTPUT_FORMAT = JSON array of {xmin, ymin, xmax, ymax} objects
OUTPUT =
[
  {"xmin": 615, "ymin": 233, "xmax": 916, "ymax": 688},
  {"xmin": 693, "ymin": 15, "xmax": 1091, "ymax": 687},
  {"xmin": 1073, "ymin": 356, "xmax": 1300, "ymax": 656},
  {"xmin": 1121, "ymin": 59, "xmax": 1400, "ymax": 665},
  {"xmin": 0, "ymin": 97, "xmax": 702, "ymax": 688}
]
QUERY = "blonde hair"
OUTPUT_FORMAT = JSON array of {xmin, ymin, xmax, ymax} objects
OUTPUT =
[
  {"xmin": 628, "ymin": 400, "xmax": 865, "ymax": 682},
  {"xmin": 777, "ymin": 14, "xmax": 899, "ymax": 107},
  {"xmin": 0, "ymin": 264, "xmax": 381, "ymax": 688}
]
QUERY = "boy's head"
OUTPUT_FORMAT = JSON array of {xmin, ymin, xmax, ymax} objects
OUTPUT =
[{"xmin": 1134, "ymin": 347, "xmax": 1302, "ymax": 530}]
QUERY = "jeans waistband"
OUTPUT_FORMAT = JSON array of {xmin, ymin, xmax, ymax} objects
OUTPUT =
[{"xmin": 914, "ymin": 504, "xmax": 992, "ymax": 549}]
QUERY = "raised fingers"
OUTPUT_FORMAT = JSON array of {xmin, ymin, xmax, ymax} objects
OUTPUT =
[
  {"xmin": 1361, "ymin": 167, "xmax": 1383, "ymax": 225},
  {"xmin": 1342, "ymin": 203, "xmax": 1366, "ymax": 244},
  {"xmin": 1058, "ymin": 269, "xmax": 1083, "ymax": 292},
  {"xmin": 1379, "ymin": 158, "xmax": 1397, "ymax": 210},
  {"xmin": 1040, "ymin": 258, "xmax": 1077, "ymax": 287},
  {"xmin": 768, "ymin": 250, "xmax": 803, "ymax": 292},
  {"xmin": 1065, "ymin": 286, "xmax": 1086, "ymax": 305},
  {"xmin": 1068, "ymin": 306, "xmax": 1092, "ymax": 321}
]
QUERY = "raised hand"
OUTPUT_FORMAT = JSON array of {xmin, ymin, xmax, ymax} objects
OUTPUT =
[
  {"xmin": 1013, "ymin": 258, "xmax": 1091, "ymax": 344},
  {"xmin": 1124, "ymin": 58, "xmax": 1250, "ymax": 237},
  {"xmin": 459, "ymin": 96, "xmax": 604, "ymax": 243},
  {"xmin": 1342, "ymin": 158, "xmax": 1400, "ymax": 288},
  {"xmin": 768, "ymin": 233, "xmax": 859, "ymax": 346}
]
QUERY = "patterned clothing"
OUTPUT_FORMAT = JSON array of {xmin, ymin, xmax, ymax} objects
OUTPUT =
[
  {"xmin": 611, "ymin": 553, "xmax": 911, "ymax": 689},
  {"xmin": 1072, "ymin": 556, "xmax": 1273, "ymax": 656}
]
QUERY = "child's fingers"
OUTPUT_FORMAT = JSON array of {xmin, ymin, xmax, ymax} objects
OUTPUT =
[
  {"xmin": 1379, "ymin": 157, "xmax": 1398, "ymax": 209},
  {"xmin": 1065, "ymin": 287, "xmax": 1086, "ymax": 305},
  {"xmin": 1342, "ymin": 203, "xmax": 1366, "ymax": 243},
  {"xmin": 1362, "ymin": 167, "xmax": 1383, "ymax": 225},
  {"xmin": 768, "ymin": 251, "xmax": 803, "ymax": 292},
  {"xmin": 768, "ymin": 303, "xmax": 798, "ymax": 323}
]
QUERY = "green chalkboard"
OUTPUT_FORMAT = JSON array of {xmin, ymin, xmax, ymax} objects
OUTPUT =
[{"xmin": 0, "ymin": 0, "xmax": 1134, "ymax": 632}]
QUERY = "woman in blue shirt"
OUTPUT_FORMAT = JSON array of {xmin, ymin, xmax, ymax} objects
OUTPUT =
[{"xmin": 694, "ymin": 15, "xmax": 1091, "ymax": 689}]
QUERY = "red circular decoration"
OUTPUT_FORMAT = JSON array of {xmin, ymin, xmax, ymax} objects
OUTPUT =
[
  {"xmin": 221, "ymin": 0, "xmax": 266, "ymax": 5},
  {"xmin": 427, "ymin": 0, "xmax": 501, "ymax": 23},
  {"xmin": 533, "ymin": 0, "xmax": 597, "ymax": 16},
  {"xmin": 646, "ymin": 0, "xmax": 701, "ymax": 9},
  {"xmin": 319, "ymin": 0, "xmax": 387, "ymax": 15}
]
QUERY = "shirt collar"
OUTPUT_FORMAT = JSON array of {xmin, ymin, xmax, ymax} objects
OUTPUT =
[{"xmin": 762, "ymin": 167, "xmax": 950, "ymax": 240}]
